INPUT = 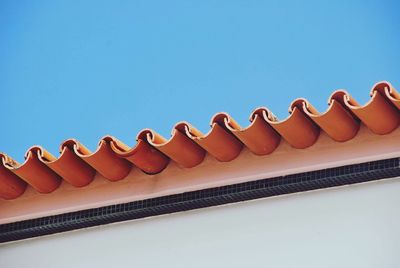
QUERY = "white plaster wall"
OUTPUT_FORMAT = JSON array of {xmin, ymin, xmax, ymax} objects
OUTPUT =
[{"xmin": 1, "ymin": 177, "xmax": 399, "ymax": 268}]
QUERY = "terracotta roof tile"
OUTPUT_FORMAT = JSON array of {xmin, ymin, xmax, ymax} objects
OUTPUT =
[
  {"xmin": 1, "ymin": 81, "xmax": 399, "ymax": 200},
  {"xmin": 109, "ymin": 137, "xmax": 169, "ymax": 174},
  {"xmin": 228, "ymin": 109, "xmax": 281, "ymax": 155}
]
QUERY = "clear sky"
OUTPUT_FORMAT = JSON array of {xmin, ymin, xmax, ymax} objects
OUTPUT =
[{"xmin": 1, "ymin": 0, "xmax": 399, "ymax": 161}]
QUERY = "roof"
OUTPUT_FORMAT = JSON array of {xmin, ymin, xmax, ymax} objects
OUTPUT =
[{"xmin": 1, "ymin": 81, "xmax": 399, "ymax": 200}]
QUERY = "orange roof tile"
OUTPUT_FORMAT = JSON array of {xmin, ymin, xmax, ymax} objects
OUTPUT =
[{"xmin": 1, "ymin": 81, "xmax": 399, "ymax": 200}]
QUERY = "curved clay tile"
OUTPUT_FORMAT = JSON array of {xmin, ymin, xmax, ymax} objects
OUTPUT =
[
  {"xmin": 371, "ymin": 81, "xmax": 400, "ymax": 110},
  {"xmin": 67, "ymin": 138, "xmax": 132, "ymax": 181},
  {"xmin": 109, "ymin": 137, "xmax": 169, "ymax": 174},
  {"xmin": 177, "ymin": 118, "xmax": 243, "ymax": 162},
  {"xmin": 37, "ymin": 143, "xmax": 96, "ymax": 187},
  {"xmin": 139, "ymin": 128, "xmax": 205, "ymax": 168},
  {"xmin": 291, "ymin": 95, "xmax": 360, "ymax": 142},
  {"xmin": 0, "ymin": 154, "xmax": 27, "ymax": 199},
  {"xmin": 342, "ymin": 86, "xmax": 400, "ymax": 135},
  {"xmin": 265, "ymin": 105, "xmax": 320, "ymax": 149},
  {"xmin": 2, "ymin": 148, "xmax": 62, "ymax": 193},
  {"xmin": 214, "ymin": 110, "xmax": 280, "ymax": 156}
]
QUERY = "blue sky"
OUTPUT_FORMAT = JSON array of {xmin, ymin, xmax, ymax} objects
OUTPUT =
[{"xmin": 1, "ymin": 0, "xmax": 399, "ymax": 161}]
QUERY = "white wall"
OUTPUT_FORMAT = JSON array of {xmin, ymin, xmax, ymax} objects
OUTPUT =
[{"xmin": 1, "ymin": 177, "xmax": 399, "ymax": 268}]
